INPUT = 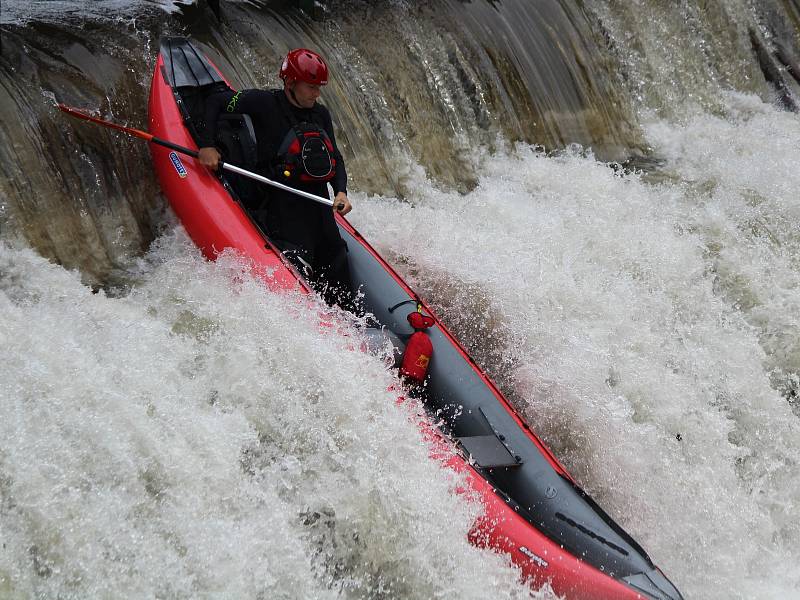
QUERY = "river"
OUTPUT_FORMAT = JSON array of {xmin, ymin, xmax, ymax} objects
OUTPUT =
[{"xmin": 1, "ymin": 1, "xmax": 799, "ymax": 598}]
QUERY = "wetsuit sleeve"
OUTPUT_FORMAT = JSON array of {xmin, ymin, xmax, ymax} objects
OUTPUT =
[
  {"xmin": 321, "ymin": 108, "xmax": 348, "ymax": 196},
  {"xmin": 198, "ymin": 89, "xmax": 272, "ymax": 148},
  {"xmin": 197, "ymin": 90, "xmax": 234, "ymax": 148}
]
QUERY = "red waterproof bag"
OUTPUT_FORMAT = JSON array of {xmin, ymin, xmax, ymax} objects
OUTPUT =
[{"xmin": 400, "ymin": 312, "xmax": 435, "ymax": 382}]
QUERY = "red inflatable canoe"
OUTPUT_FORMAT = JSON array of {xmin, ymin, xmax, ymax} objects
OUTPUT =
[{"xmin": 148, "ymin": 37, "xmax": 683, "ymax": 600}]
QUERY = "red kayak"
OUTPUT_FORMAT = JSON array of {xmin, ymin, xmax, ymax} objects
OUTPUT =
[{"xmin": 148, "ymin": 37, "xmax": 682, "ymax": 600}]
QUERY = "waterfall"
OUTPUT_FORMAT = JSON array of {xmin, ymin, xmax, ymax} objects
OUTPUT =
[{"xmin": 1, "ymin": 1, "xmax": 799, "ymax": 598}]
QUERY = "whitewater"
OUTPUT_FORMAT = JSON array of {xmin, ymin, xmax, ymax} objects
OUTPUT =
[
  {"xmin": 2, "ymin": 0, "xmax": 800, "ymax": 597},
  {"xmin": 356, "ymin": 93, "xmax": 800, "ymax": 598},
  {"xmin": 2, "ymin": 89, "xmax": 799, "ymax": 598}
]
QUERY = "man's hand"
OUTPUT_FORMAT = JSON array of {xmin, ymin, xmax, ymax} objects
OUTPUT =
[
  {"xmin": 333, "ymin": 192, "xmax": 352, "ymax": 216},
  {"xmin": 198, "ymin": 147, "xmax": 221, "ymax": 171}
]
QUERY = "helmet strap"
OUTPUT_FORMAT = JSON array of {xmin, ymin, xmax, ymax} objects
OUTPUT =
[{"xmin": 283, "ymin": 80, "xmax": 299, "ymax": 108}]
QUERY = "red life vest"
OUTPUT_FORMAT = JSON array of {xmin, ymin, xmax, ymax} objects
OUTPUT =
[{"xmin": 275, "ymin": 122, "xmax": 337, "ymax": 183}]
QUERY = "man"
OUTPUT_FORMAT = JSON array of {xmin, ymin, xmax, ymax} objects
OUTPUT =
[{"xmin": 197, "ymin": 48, "xmax": 356, "ymax": 311}]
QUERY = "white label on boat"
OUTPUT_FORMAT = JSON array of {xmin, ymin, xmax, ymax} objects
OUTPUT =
[
  {"xmin": 519, "ymin": 546, "xmax": 549, "ymax": 569},
  {"xmin": 170, "ymin": 152, "xmax": 187, "ymax": 178}
]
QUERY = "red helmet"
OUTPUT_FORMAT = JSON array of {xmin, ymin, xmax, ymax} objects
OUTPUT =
[{"xmin": 279, "ymin": 48, "xmax": 329, "ymax": 85}]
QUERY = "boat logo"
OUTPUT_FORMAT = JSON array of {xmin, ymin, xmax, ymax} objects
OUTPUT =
[
  {"xmin": 169, "ymin": 152, "xmax": 188, "ymax": 178},
  {"xmin": 518, "ymin": 546, "xmax": 549, "ymax": 569}
]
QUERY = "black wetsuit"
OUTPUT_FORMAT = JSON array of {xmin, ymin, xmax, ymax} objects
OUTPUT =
[{"xmin": 199, "ymin": 88, "xmax": 355, "ymax": 310}]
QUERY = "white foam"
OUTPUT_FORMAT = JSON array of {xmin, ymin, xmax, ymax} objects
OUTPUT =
[
  {"xmin": 0, "ymin": 1, "xmax": 191, "ymax": 26},
  {"xmin": 0, "ymin": 235, "xmax": 543, "ymax": 599},
  {"xmin": 350, "ymin": 95, "xmax": 800, "ymax": 599},
  {"xmin": 5, "ymin": 80, "xmax": 799, "ymax": 596}
]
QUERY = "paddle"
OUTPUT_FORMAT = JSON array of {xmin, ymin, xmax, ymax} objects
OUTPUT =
[{"xmin": 57, "ymin": 103, "xmax": 341, "ymax": 209}]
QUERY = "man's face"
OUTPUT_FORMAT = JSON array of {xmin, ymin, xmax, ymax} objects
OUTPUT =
[{"xmin": 289, "ymin": 80, "xmax": 321, "ymax": 108}]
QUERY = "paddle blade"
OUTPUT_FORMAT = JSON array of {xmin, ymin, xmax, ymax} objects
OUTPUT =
[{"xmin": 57, "ymin": 104, "xmax": 154, "ymax": 142}]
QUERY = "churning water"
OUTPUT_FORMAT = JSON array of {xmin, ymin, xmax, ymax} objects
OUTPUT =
[
  {"xmin": 2, "ymin": 1, "xmax": 800, "ymax": 599},
  {"xmin": 0, "ymin": 234, "xmax": 544, "ymax": 600},
  {"xmin": 3, "ymin": 93, "xmax": 799, "ymax": 598},
  {"xmin": 353, "ymin": 91, "xmax": 800, "ymax": 599}
]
